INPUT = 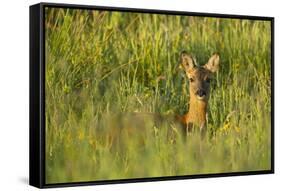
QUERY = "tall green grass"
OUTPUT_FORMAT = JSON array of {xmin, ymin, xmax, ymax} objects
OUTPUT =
[{"xmin": 45, "ymin": 7, "xmax": 271, "ymax": 183}]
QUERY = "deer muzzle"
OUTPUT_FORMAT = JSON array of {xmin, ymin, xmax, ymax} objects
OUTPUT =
[{"xmin": 196, "ymin": 89, "xmax": 207, "ymax": 99}]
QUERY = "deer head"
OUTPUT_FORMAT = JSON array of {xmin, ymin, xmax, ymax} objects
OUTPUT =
[{"xmin": 180, "ymin": 51, "xmax": 220, "ymax": 102}]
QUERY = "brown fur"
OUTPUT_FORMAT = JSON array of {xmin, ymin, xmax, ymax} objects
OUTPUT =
[{"xmin": 178, "ymin": 51, "xmax": 220, "ymax": 136}]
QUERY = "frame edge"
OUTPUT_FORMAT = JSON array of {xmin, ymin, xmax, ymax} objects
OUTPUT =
[{"xmin": 29, "ymin": 3, "xmax": 44, "ymax": 188}]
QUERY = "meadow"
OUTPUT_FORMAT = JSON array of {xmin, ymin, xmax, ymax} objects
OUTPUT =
[{"xmin": 45, "ymin": 7, "xmax": 272, "ymax": 183}]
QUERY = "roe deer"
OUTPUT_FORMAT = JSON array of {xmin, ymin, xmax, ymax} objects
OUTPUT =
[
  {"xmin": 177, "ymin": 51, "xmax": 220, "ymax": 137},
  {"xmin": 101, "ymin": 51, "xmax": 220, "ymax": 149}
]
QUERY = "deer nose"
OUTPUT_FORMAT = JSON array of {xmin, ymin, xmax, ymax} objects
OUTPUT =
[{"xmin": 196, "ymin": 89, "xmax": 206, "ymax": 97}]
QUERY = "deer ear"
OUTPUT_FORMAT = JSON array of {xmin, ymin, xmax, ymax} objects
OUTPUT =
[
  {"xmin": 180, "ymin": 51, "xmax": 195, "ymax": 72},
  {"xmin": 204, "ymin": 53, "xmax": 220, "ymax": 73}
]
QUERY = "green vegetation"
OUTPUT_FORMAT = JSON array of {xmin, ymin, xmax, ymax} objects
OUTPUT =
[{"xmin": 45, "ymin": 7, "xmax": 272, "ymax": 183}]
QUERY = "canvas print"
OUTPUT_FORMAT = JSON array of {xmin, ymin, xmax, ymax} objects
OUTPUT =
[{"xmin": 44, "ymin": 6, "xmax": 272, "ymax": 184}]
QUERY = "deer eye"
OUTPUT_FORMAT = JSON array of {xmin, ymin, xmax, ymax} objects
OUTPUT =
[
  {"xmin": 189, "ymin": 78, "xmax": 194, "ymax": 82},
  {"xmin": 206, "ymin": 78, "xmax": 211, "ymax": 83}
]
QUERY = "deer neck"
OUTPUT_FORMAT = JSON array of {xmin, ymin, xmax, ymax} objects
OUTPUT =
[{"xmin": 186, "ymin": 94, "xmax": 208, "ymax": 125}]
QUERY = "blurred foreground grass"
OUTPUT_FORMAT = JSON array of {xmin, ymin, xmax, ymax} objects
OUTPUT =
[{"xmin": 45, "ymin": 7, "xmax": 271, "ymax": 183}]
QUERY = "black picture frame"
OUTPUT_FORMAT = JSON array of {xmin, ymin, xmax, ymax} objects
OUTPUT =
[{"xmin": 30, "ymin": 2, "xmax": 274, "ymax": 188}]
